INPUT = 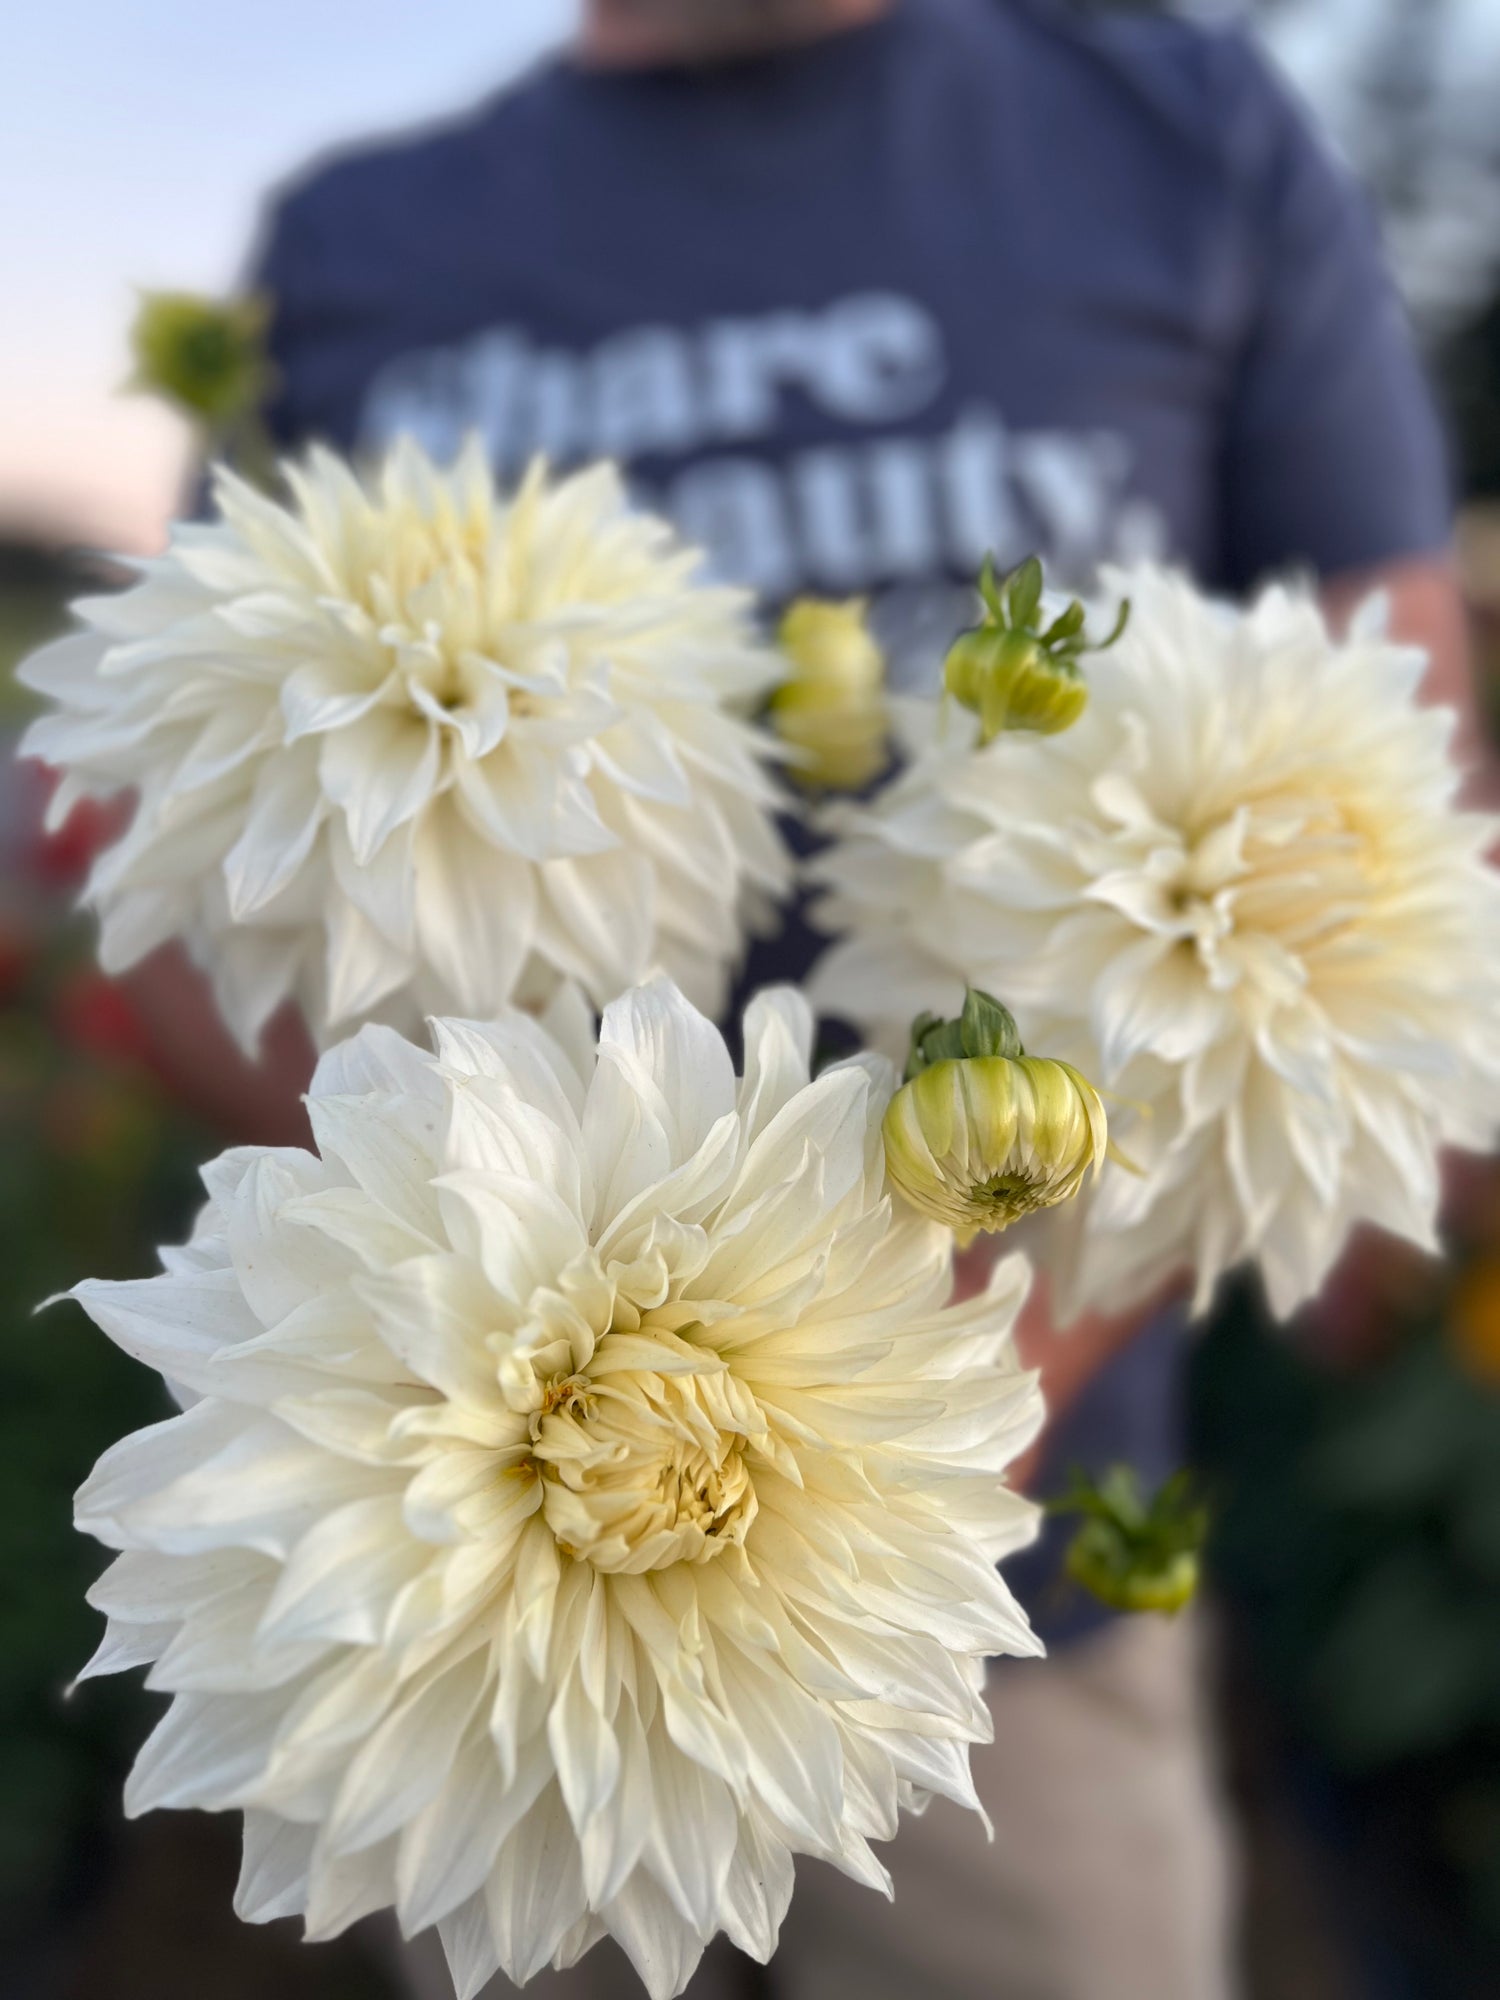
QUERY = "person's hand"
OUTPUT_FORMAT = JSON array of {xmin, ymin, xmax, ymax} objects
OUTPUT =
[
  {"xmin": 120, "ymin": 942, "xmax": 316, "ymax": 1148},
  {"xmin": 952, "ymin": 1240, "xmax": 1168, "ymax": 1490}
]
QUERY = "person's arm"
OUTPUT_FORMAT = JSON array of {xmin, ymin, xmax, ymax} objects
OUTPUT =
[
  {"xmin": 953, "ymin": 1245, "xmax": 1173, "ymax": 1486},
  {"xmin": 118, "ymin": 947, "xmax": 315, "ymax": 1148}
]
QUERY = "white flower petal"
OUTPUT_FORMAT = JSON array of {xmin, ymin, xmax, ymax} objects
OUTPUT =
[
  {"xmin": 600, "ymin": 977, "xmax": 737, "ymax": 1161},
  {"xmin": 414, "ymin": 801, "xmax": 538, "ymax": 1015},
  {"xmin": 259, "ymin": 1495, "xmax": 427, "ymax": 1647},
  {"xmin": 69, "ymin": 1269, "xmax": 261, "ymax": 1398},
  {"xmin": 326, "ymin": 1650, "xmax": 489, "ymax": 1855},
  {"xmin": 235, "ymin": 1810, "xmax": 316, "ymax": 1923},
  {"xmin": 223, "ymin": 746, "xmax": 325, "ymax": 920},
  {"xmin": 485, "ymin": 1782, "xmax": 591, "ymax": 1985}
]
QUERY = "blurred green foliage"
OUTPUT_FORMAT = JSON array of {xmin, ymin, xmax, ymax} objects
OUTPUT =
[
  {"xmin": 0, "ymin": 548, "xmax": 83, "ymax": 719},
  {"xmin": 0, "ymin": 553, "xmax": 210, "ymax": 1931},
  {"xmin": 0, "ymin": 1024, "xmax": 200, "ymax": 1921},
  {"xmin": 1193, "ymin": 1258, "xmax": 1500, "ymax": 1943},
  {"xmin": 128, "ymin": 290, "xmax": 272, "ymax": 430}
]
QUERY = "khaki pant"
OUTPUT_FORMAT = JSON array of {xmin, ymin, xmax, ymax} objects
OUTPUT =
[{"xmin": 398, "ymin": 1611, "xmax": 1237, "ymax": 2000}]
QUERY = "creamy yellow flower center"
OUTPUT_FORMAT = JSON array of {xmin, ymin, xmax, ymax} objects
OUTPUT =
[
  {"xmin": 526, "ymin": 1337, "xmax": 757, "ymax": 1574},
  {"xmin": 1161, "ymin": 787, "xmax": 1381, "ymax": 972},
  {"xmin": 337, "ymin": 504, "xmax": 531, "ymax": 728}
]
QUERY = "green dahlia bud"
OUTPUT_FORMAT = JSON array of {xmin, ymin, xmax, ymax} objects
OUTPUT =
[
  {"xmin": 1053, "ymin": 1466, "xmax": 1207, "ymax": 1617},
  {"xmin": 128, "ymin": 289, "xmax": 273, "ymax": 428},
  {"xmin": 882, "ymin": 988, "xmax": 1106, "ymax": 1243},
  {"xmin": 770, "ymin": 597, "xmax": 888, "ymax": 792},
  {"xmin": 943, "ymin": 554, "xmax": 1128, "ymax": 742}
]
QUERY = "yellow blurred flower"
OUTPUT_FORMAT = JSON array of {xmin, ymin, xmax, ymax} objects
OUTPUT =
[
  {"xmin": 1451, "ymin": 1259, "xmax": 1500, "ymax": 1383},
  {"xmin": 882, "ymin": 988, "xmax": 1106, "ymax": 1242},
  {"xmin": 770, "ymin": 596, "xmax": 888, "ymax": 791}
]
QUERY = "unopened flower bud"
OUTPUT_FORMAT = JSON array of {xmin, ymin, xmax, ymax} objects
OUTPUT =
[
  {"xmin": 128, "ymin": 290, "xmax": 273, "ymax": 428},
  {"xmin": 943, "ymin": 555, "xmax": 1127, "ymax": 741},
  {"xmin": 882, "ymin": 987, "xmax": 1106, "ymax": 1242},
  {"xmin": 771, "ymin": 597, "xmax": 888, "ymax": 792},
  {"xmin": 1053, "ymin": 1466, "xmax": 1207, "ymax": 1617}
]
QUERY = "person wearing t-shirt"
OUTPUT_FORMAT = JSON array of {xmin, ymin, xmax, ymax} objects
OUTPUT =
[{"xmin": 203, "ymin": 1, "xmax": 1474, "ymax": 1994}]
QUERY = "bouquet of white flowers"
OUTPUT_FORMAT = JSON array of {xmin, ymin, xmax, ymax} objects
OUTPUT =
[{"xmin": 19, "ymin": 423, "xmax": 1500, "ymax": 1996}]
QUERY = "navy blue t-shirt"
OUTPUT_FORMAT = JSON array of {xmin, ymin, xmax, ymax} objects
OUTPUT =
[{"xmin": 251, "ymin": 0, "xmax": 1451, "ymax": 1642}]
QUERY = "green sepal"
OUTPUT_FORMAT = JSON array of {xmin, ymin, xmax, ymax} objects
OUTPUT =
[
  {"xmin": 959, "ymin": 987, "xmax": 1024, "ymax": 1060},
  {"xmin": 1092, "ymin": 596, "xmax": 1131, "ymax": 652},
  {"xmin": 977, "ymin": 553, "xmax": 1008, "ymax": 622},
  {"xmin": 1041, "ymin": 601, "xmax": 1086, "ymax": 647},
  {"xmin": 903, "ymin": 988, "xmax": 1024, "ymax": 1079},
  {"xmin": 1004, "ymin": 555, "xmax": 1044, "ymax": 630}
]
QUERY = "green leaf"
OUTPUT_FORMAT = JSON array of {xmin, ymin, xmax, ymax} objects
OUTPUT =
[
  {"xmin": 977, "ymin": 554, "xmax": 1006, "ymax": 622},
  {"xmin": 1311, "ymin": 1548, "xmax": 1489, "ymax": 1765},
  {"xmin": 958, "ymin": 988, "xmax": 1024, "ymax": 1060},
  {"xmin": 1004, "ymin": 556, "xmax": 1044, "ymax": 630},
  {"xmin": 1041, "ymin": 601, "xmax": 1086, "ymax": 647},
  {"xmin": 1093, "ymin": 596, "xmax": 1131, "ymax": 652},
  {"xmin": 905, "ymin": 989, "xmax": 1026, "ymax": 1075},
  {"xmin": 904, "ymin": 1013, "xmax": 965, "ymax": 1079}
]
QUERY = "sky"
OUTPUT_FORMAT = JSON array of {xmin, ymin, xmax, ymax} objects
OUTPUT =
[
  {"xmin": 1, "ymin": 1, "xmax": 571, "ymax": 552},
  {"xmin": 9, "ymin": 1, "xmax": 1500, "ymax": 556}
]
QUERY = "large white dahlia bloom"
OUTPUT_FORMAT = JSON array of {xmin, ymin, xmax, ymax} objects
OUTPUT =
[
  {"xmin": 19, "ymin": 442, "xmax": 788, "ymax": 1048},
  {"xmin": 71, "ymin": 977, "xmax": 1042, "ymax": 1997},
  {"xmin": 811, "ymin": 567, "xmax": 1500, "ymax": 1320}
]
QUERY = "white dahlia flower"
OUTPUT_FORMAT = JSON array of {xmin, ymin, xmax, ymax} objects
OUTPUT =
[
  {"xmin": 19, "ymin": 442, "xmax": 788, "ymax": 1048},
  {"xmin": 811, "ymin": 566, "xmax": 1500, "ymax": 1321},
  {"xmin": 70, "ymin": 977, "xmax": 1042, "ymax": 1997}
]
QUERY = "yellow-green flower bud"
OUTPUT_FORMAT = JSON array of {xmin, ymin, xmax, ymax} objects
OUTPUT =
[
  {"xmin": 943, "ymin": 555, "xmax": 1127, "ymax": 743},
  {"xmin": 944, "ymin": 625, "xmax": 1090, "ymax": 738},
  {"xmin": 770, "ymin": 597, "xmax": 888, "ymax": 792},
  {"xmin": 882, "ymin": 988, "xmax": 1106, "ymax": 1243},
  {"xmin": 1065, "ymin": 1540, "xmax": 1200, "ymax": 1615},
  {"xmin": 1053, "ymin": 1467, "xmax": 1207, "ymax": 1617},
  {"xmin": 128, "ymin": 290, "xmax": 273, "ymax": 428}
]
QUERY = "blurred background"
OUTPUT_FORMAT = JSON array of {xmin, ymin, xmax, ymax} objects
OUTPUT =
[{"xmin": 5, "ymin": 3, "xmax": 1500, "ymax": 1997}]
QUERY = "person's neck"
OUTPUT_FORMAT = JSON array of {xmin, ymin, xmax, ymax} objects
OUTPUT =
[{"xmin": 579, "ymin": 0, "xmax": 898, "ymax": 70}]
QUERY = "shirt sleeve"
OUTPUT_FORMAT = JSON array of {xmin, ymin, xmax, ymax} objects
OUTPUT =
[
  {"xmin": 1217, "ymin": 53, "xmax": 1453, "ymax": 590},
  {"xmin": 242, "ymin": 185, "xmax": 336, "ymax": 451}
]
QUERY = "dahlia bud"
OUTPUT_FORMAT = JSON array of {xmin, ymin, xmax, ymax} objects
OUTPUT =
[
  {"xmin": 943, "ymin": 555, "xmax": 1128, "ymax": 741},
  {"xmin": 128, "ymin": 290, "xmax": 273, "ymax": 430},
  {"xmin": 1052, "ymin": 1466, "xmax": 1207, "ymax": 1617},
  {"xmin": 882, "ymin": 987, "xmax": 1106, "ymax": 1242},
  {"xmin": 770, "ymin": 596, "xmax": 888, "ymax": 792}
]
